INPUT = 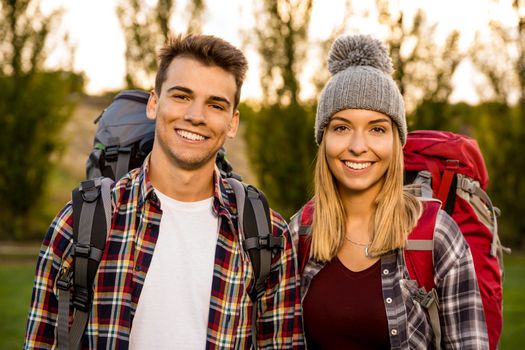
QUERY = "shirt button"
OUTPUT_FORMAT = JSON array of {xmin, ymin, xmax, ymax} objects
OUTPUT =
[
  {"xmin": 386, "ymin": 297, "xmax": 393, "ymax": 304},
  {"xmin": 391, "ymin": 329, "xmax": 398, "ymax": 336},
  {"xmin": 383, "ymin": 269, "xmax": 389, "ymax": 275}
]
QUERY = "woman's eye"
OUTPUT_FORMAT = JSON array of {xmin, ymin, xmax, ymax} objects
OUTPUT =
[
  {"xmin": 371, "ymin": 126, "xmax": 386, "ymax": 133},
  {"xmin": 334, "ymin": 125, "xmax": 348, "ymax": 132}
]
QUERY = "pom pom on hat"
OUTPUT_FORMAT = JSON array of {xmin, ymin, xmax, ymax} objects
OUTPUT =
[
  {"xmin": 315, "ymin": 34, "xmax": 407, "ymax": 145},
  {"xmin": 328, "ymin": 35, "xmax": 393, "ymax": 76}
]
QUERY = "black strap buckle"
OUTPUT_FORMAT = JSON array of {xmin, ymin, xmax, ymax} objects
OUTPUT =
[
  {"xmin": 79, "ymin": 178, "xmax": 102, "ymax": 202},
  {"xmin": 243, "ymin": 235, "xmax": 284, "ymax": 250},
  {"xmin": 105, "ymin": 144, "xmax": 119, "ymax": 162},
  {"xmin": 74, "ymin": 243, "xmax": 91, "ymax": 258},
  {"xmin": 56, "ymin": 267, "xmax": 73, "ymax": 291}
]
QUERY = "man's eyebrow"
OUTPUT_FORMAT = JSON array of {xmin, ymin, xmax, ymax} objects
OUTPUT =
[{"xmin": 166, "ymin": 85, "xmax": 193, "ymax": 94}]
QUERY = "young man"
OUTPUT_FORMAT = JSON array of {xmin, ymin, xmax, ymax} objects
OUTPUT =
[{"xmin": 24, "ymin": 34, "xmax": 304, "ymax": 349}]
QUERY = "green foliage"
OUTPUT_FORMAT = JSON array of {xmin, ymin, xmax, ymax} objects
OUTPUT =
[
  {"xmin": 0, "ymin": 72, "xmax": 83, "ymax": 240},
  {"xmin": 500, "ymin": 253, "xmax": 525, "ymax": 349},
  {"xmin": 117, "ymin": 0, "xmax": 173, "ymax": 89},
  {"xmin": 252, "ymin": 0, "xmax": 313, "ymax": 105},
  {"xmin": 117, "ymin": 0, "xmax": 205, "ymax": 90},
  {"xmin": 242, "ymin": 0, "xmax": 316, "ymax": 219},
  {"xmin": 240, "ymin": 102, "xmax": 316, "ymax": 219},
  {"xmin": 376, "ymin": 0, "xmax": 463, "ymax": 112},
  {"xmin": 470, "ymin": 104, "xmax": 525, "ymax": 247},
  {"xmin": 0, "ymin": 0, "xmax": 83, "ymax": 240}
]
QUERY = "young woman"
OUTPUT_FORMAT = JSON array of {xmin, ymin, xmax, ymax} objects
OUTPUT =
[{"xmin": 290, "ymin": 35, "xmax": 488, "ymax": 349}]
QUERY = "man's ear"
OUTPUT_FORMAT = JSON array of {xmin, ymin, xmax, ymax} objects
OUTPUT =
[
  {"xmin": 227, "ymin": 110, "xmax": 240, "ymax": 138},
  {"xmin": 146, "ymin": 90, "xmax": 158, "ymax": 121}
]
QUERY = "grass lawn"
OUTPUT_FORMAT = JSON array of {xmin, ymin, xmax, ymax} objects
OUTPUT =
[
  {"xmin": 1, "ymin": 252, "xmax": 524, "ymax": 349},
  {"xmin": 0, "ymin": 262, "xmax": 37, "ymax": 350},
  {"xmin": 500, "ymin": 252, "xmax": 525, "ymax": 349}
]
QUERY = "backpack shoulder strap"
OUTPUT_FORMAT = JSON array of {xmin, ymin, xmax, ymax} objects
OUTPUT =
[
  {"xmin": 405, "ymin": 199, "xmax": 442, "ymax": 349},
  {"xmin": 226, "ymin": 177, "xmax": 283, "ymax": 349},
  {"xmin": 57, "ymin": 177, "xmax": 113, "ymax": 350},
  {"xmin": 405, "ymin": 200, "xmax": 440, "ymax": 291}
]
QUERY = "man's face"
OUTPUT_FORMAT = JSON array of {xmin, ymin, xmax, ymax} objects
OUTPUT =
[{"xmin": 147, "ymin": 56, "xmax": 239, "ymax": 172}]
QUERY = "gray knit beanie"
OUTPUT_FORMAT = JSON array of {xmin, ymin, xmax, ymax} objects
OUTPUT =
[{"xmin": 315, "ymin": 34, "xmax": 407, "ymax": 145}]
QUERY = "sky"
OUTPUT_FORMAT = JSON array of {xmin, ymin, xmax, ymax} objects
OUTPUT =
[{"xmin": 40, "ymin": 0, "xmax": 517, "ymax": 104}]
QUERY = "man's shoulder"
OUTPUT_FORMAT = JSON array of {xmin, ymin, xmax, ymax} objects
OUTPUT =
[
  {"xmin": 41, "ymin": 201, "xmax": 75, "ymax": 262},
  {"xmin": 268, "ymin": 208, "xmax": 288, "ymax": 233}
]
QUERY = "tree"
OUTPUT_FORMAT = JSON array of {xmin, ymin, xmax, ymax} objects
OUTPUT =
[
  {"xmin": 0, "ymin": 0, "xmax": 83, "ymax": 240},
  {"xmin": 468, "ymin": 0, "xmax": 525, "ymax": 247},
  {"xmin": 242, "ymin": 0, "xmax": 317, "ymax": 218},
  {"xmin": 117, "ymin": 0, "xmax": 205, "ymax": 90},
  {"xmin": 375, "ymin": 0, "xmax": 463, "ymax": 130},
  {"xmin": 117, "ymin": 0, "xmax": 173, "ymax": 89}
]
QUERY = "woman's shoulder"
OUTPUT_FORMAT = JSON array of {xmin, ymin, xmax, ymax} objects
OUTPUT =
[{"xmin": 432, "ymin": 208, "xmax": 470, "ymax": 276}]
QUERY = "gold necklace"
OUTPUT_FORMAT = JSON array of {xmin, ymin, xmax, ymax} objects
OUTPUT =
[{"xmin": 344, "ymin": 236, "xmax": 372, "ymax": 257}]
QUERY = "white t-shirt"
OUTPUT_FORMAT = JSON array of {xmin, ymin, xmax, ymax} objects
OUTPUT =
[{"xmin": 129, "ymin": 189, "xmax": 219, "ymax": 349}]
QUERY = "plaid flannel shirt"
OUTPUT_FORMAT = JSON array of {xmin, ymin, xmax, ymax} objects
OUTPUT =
[
  {"xmin": 24, "ymin": 158, "xmax": 304, "ymax": 349},
  {"xmin": 290, "ymin": 204, "xmax": 489, "ymax": 349}
]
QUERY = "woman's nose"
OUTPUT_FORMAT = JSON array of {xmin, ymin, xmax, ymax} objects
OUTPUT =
[{"xmin": 348, "ymin": 132, "xmax": 368, "ymax": 156}]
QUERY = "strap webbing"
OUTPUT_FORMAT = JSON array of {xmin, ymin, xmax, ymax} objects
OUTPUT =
[
  {"xmin": 115, "ymin": 146, "xmax": 132, "ymax": 180},
  {"xmin": 405, "ymin": 239, "xmax": 433, "ymax": 251},
  {"xmin": 57, "ymin": 282, "xmax": 71, "ymax": 350},
  {"xmin": 437, "ymin": 168, "xmax": 455, "ymax": 209},
  {"xmin": 69, "ymin": 311, "xmax": 90, "ymax": 350},
  {"xmin": 246, "ymin": 188, "xmax": 272, "ymax": 293},
  {"xmin": 57, "ymin": 177, "xmax": 113, "ymax": 350},
  {"xmin": 413, "ymin": 171, "xmax": 433, "ymax": 198},
  {"xmin": 226, "ymin": 177, "xmax": 276, "ymax": 350},
  {"xmin": 104, "ymin": 137, "xmax": 120, "ymax": 179},
  {"xmin": 428, "ymin": 297, "xmax": 442, "ymax": 350}
]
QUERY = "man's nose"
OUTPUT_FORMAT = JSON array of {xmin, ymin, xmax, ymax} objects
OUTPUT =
[{"xmin": 183, "ymin": 102, "xmax": 205, "ymax": 124}]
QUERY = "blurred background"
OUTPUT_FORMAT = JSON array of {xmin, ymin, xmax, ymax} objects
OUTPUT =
[{"xmin": 0, "ymin": 0, "xmax": 524, "ymax": 348}]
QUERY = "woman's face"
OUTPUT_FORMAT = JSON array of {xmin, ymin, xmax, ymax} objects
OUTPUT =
[{"xmin": 324, "ymin": 108, "xmax": 394, "ymax": 199}]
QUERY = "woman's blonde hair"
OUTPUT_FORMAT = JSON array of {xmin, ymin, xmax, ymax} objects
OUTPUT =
[{"xmin": 311, "ymin": 126, "xmax": 422, "ymax": 262}]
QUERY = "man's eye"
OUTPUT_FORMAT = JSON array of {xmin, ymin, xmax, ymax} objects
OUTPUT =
[
  {"xmin": 173, "ymin": 94, "xmax": 189, "ymax": 100},
  {"xmin": 210, "ymin": 104, "xmax": 225, "ymax": 111}
]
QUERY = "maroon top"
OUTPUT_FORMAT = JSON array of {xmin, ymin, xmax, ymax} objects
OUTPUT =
[{"xmin": 303, "ymin": 257, "xmax": 390, "ymax": 349}]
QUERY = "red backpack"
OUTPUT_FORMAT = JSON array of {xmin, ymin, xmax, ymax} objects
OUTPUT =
[{"xmin": 403, "ymin": 130, "xmax": 508, "ymax": 350}]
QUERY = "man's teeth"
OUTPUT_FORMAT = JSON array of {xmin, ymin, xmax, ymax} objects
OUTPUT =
[
  {"xmin": 344, "ymin": 161, "xmax": 372, "ymax": 170},
  {"xmin": 177, "ymin": 130, "xmax": 205, "ymax": 141}
]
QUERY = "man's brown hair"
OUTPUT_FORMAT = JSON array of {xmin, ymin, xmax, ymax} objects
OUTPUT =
[{"xmin": 155, "ymin": 34, "xmax": 248, "ymax": 109}]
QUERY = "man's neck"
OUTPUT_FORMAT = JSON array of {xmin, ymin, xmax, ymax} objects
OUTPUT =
[{"xmin": 147, "ymin": 152, "xmax": 215, "ymax": 202}]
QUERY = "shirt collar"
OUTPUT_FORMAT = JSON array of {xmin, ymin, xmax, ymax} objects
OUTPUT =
[{"xmin": 137, "ymin": 154, "xmax": 236, "ymax": 219}]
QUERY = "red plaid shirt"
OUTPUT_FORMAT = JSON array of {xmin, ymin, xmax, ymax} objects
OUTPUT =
[{"xmin": 24, "ymin": 159, "xmax": 304, "ymax": 349}]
